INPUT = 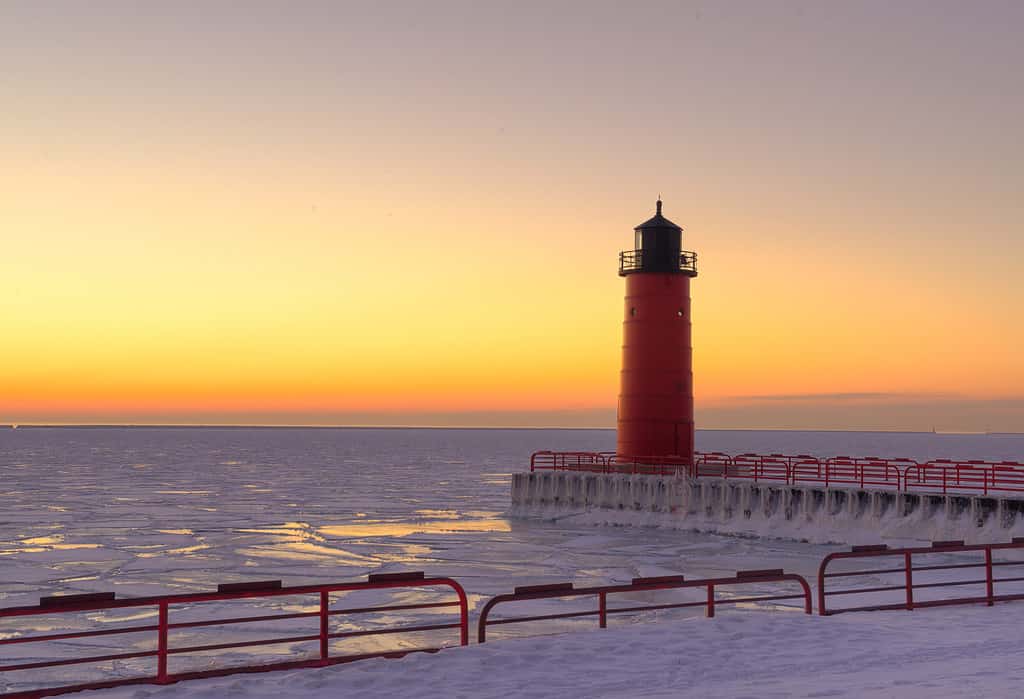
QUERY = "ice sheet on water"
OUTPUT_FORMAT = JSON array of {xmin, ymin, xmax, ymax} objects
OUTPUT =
[{"xmin": 1, "ymin": 427, "xmax": 1022, "ymax": 604}]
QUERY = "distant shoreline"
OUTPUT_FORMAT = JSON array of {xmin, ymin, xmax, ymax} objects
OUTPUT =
[{"xmin": 5, "ymin": 424, "xmax": 1022, "ymax": 435}]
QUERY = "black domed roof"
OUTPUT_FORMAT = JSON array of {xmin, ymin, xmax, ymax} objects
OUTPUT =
[{"xmin": 634, "ymin": 199, "xmax": 682, "ymax": 231}]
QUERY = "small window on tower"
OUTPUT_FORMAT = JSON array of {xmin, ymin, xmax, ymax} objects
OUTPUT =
[
  {"xmin": 630, "ymin": 307, "xmax": 637, "ymax": 317},
  {"xmin": 677, "ymin": 309, "xmax": 684, "ymax": 317}
]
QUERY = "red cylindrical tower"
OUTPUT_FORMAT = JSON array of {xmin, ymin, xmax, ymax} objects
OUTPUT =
[{"xmin": 616, "ymin": 200, "xmax": 697, "ymax": 462}]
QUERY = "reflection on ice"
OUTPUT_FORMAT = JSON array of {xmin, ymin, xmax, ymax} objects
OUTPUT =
[
  {"xmin": 137, "ymin": 543, "xmax": 210, "ymax": 558},
  {"xmin": 22, "ymin": 535, "xmax": 64, "ymax": 545},
  {"xmin": 413, "ymin": 509, "xmax": 460, "ymax": 519},
  {"xmin": 237, "ymin": 541, "xmax": 379, "ymax": 565},
  {"xmin": 89, "ymin": 608, "xmax": 159, "ymax": 624},
  {"xmin": 0, "ymin": 534, "xmax": 103, "ymax": 556},
  {"xmin": 318, "ymin": 519, "xmax": 511, "ymax": 538},
  {"xmin": 153, "ymin": 490, "xmax": 212, "ymax": 495}
]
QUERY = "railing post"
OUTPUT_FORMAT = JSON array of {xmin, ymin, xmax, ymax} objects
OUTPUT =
[
  {"xmin": 599, "ymin": 591, "xmax": 607, "ymax": 628},
  {"xmin": 156, "ymin": 601, "xmax": 169, "ymax": 684},
  {"xmin": 456, "ymin": 582, "xmax": 470, "ymax": 646},
  {"xmin": 985, "ymin": 547, "xmax": 995, "ymax": 607},
  {"xmin": 904, "ymin": 551, "xmax": 914, "ymax": 611},
  {"xmin": 817, "ymin": 566, "xmax": 828, "ymax": 616},
  {"xmin": 319, "ymin": 590, "xmax": 329, "ymax": 662},
  {"xmin": 706, "ymin": 584, "xmax": 715, "ymax": 618},
  {"xmin": 795, "ymin": 575, "xmax": 813, "ymax": 614}
]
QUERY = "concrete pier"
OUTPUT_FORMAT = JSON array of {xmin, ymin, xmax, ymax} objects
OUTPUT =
[{"xmin": 510, "ymin": 471, "xmax": 1024, "ymax": 544}]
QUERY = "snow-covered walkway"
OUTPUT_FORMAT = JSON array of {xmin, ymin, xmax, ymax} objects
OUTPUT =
[{"xmin": 102, "ymin": 605, "xmax": 1020, "ymax": 699}]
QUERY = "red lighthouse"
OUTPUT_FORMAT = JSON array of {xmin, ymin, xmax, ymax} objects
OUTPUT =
[{"xmin": 616, "ymin": 200, "xmax": 698, "ymax": 463}]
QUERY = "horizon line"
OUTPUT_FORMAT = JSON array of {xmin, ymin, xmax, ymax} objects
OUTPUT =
[{"xmin": 6, "ymin": 423, "xmax": 1021, "ymax": 436}]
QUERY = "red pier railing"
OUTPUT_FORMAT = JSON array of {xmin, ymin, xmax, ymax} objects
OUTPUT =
[
  {"xmin": 904, "ymin": 460, "xmax": 1024, "ymax": 495},
  {"xmin": 818, "ymin": 538, "xmax": 1024, "ymax": 616},
  {"xmin": 529, "ymin": 451, "xmax": 616, "ymax": 472},
  {"xmin": 0, "ymin": 572, "xmax": 468, "ymax": 698},
  {"xmin": 10, "ymin": 547, "xmax": 1024, "ymax": 695},
  {"xmin": 530, "ymin": 451, "xmax": 1024, "ymax": 496},
  {"xmin": 718, "ymin": 453, "xmax": 803, "ymax": 483},
  {"xmin": 477, "ymin": 569, "xmax": 811, "ymax": 643},
  {"xmin": 793, "ymin": 456, "xmax": 907, "ymax": 490}
]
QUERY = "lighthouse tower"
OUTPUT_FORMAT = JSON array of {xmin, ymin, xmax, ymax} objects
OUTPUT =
[{"xmin": 616, "ymin": 200, "xmax": 698, "ymax": 462}]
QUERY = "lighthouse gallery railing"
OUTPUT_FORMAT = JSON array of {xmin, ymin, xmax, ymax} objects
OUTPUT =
[{"xmin": 618, "ymin": 249, "xmax": 697, "ymax": 275}]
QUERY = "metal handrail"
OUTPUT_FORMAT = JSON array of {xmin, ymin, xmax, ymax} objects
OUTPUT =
[
  {"xmin": 477, "ymin": 570, "xmax": 812, "ymax": 642},
  {"xmin": 618, "ymin": 249, "xmax": 697, "ymax": 275},
  {"xmin": 904, "ymin": 462, "xmax": 1024, "ymax": 495},
  {"xmin": 0, "ymin": 572, "xmax": 468, "ymax": 698},
  {"xmin": 608, "ymin": 453, "xmax": 692, "ymax": 476},
  {"xmin": 818, "ymin": 539, "xmax": 1024, "ymax": 616}
]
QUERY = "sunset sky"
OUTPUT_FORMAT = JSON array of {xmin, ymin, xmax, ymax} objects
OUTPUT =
[{"xmin": 2, "ymin": 1, "xmax": 1022, "ymax": 430}]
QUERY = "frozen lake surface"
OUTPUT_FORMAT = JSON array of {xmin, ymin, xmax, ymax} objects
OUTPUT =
[
  {"xmin": 3, "ymin": 427, "xmax": 1024, "ymax": 694},
  {"xmin": 3, "ymin": 427, "xmax": 1024, "ymax": 609}
]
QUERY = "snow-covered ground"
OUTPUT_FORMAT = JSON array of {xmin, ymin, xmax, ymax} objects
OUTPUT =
[
  {"xmin": 3, "ymin": 427, "xmax": 1024, "ymax": 696},
  {"xmin": 96, "ymin": 605, "xmax": 1024, "ymax": 699}
]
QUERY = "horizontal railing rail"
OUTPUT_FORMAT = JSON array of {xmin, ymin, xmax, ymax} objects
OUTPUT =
[
  {"xmin": 530, "ymin": 450, "xmax": 613, "ymax": 473},
  {"xmin": 818, "ymin": 538, "xmax": 1024, "ymax": 616},
  {"xmin": 477, "ymin": 569, "xmax": 811, "ymax": 642},
  {"xmin": 727, "ymin": 453, "xmax": 794, "ymax": 483},
  {"xmin": 0, "ymin": 572, "xmax": 468, "ymax": 698},
  {"xmin": 618, "ymin": 249, "xmax": 698, "ymax": 275},
  {"xmin": 796, "ymin": 457, "xmax": 904, "ymax": 491},
  {"xmin": 904, "ymin": 461, "xmax": 1024, "ymax": 495},
  {"xmin": 529, "ymin": 451, "xmax": 1024, "ymax": 496},
  {"xmin": 607, "ymin": 454, "xmax": 691, "ymax": 476}
]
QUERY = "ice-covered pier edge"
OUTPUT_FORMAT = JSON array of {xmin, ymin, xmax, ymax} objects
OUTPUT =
[{"xmin": 510, "ymin": 472, "xmax": 1024, "ymax": 544}]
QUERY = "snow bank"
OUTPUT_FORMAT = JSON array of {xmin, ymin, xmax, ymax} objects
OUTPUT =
[
  {"xmin": 94, "ymin": 606, "xmax": 1024, "ymax": 699},
  {"xmin": 511, "ymin": 472, "xmax": 1024, "ymax": 545}
]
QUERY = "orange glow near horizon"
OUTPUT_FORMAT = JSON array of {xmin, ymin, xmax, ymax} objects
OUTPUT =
[{"xmin": 2, "ymin": 4, "xmax": 1023, "ymax": 429}]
